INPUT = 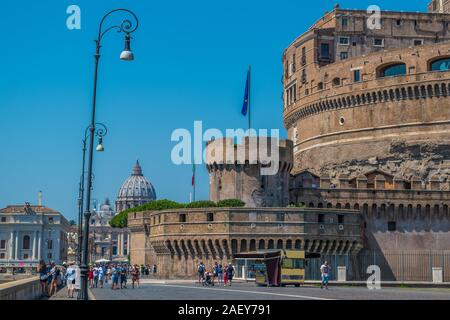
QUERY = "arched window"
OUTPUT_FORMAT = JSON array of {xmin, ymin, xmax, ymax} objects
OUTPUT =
[
  {"xmin": 23, "ymin": 235, "xmax": 30, "ymax": 250},
  {"xmin": 378, "ymin": 63, "xmax": 406, "ymax": 78},
  {"xmin": 318, "ymin": 82, "xmax": 324, "ymax": 90},
  {"xmin": 429, "ymin": 57, "xmax": 450, "ymax": 72},
  {"xmin": 332, "ymin": 77, "xmax": 341, "ymax": 86}
]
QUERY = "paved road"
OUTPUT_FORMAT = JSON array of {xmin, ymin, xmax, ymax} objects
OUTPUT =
[{"xmin": 91, "ymin": 280, "xmax": 450, "ymax": 300}]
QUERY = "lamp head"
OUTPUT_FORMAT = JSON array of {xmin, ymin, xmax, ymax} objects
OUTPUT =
[
  {"xmin": 120, "ymin": 33, "xmax": 134, "ymax": 61},
  {"xmin": 96, "ymin": 136, "xmax": 104, "ymax": 152}
]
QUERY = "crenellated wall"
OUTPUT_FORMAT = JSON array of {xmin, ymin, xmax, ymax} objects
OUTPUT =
[{"xmin": 128, "ymin": 207, "xmax": 362, "ymax": 279}]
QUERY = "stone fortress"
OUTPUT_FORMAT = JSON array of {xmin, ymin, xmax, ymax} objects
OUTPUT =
[
  {"xmin": 129, "ymin": 3, "xmax": 450, "ymax": 280},
  {"xmin": 283, "ymin": 4, "xmax": 450, "ymax": 254}
]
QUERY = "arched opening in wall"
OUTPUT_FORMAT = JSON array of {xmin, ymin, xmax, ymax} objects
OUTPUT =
[
  {"xmin": 294, "ymin": 240, "xmax": 302, "ymax": 249},
  {"xmin": 318, "ymin": 203, "xmax": 324, "ymax": 208},
  {"xmin": 428, "ymin": 56, "xmax": 450, "ymax": 71},
  {"xmin": 258, "ymin": 239, "xmax": 265, "ymax": 250},
  {"xmin": 442, "ymin": 83, "xmax": 448, "ymax": 96},
  {"xmin": 276, "ymin": 239, "xmax": 283, "ymax": 249},
  {"xmin": 427, "ymin": 85, "xmax": 433, "ymax": 97},
  {"xmin": 377, "ymin": 62, "xmax": 407, "ymax": 78},
  {"xmin": 401, "ymin": 87, "xmax": 407, "ymax": 99},
  {"xmin": 380, "ymin": 204, "xmax": 386, "ymax": 218},
  {"xmin": 434, "ymin": 84, "xmax": 441, "ymax": 97},
  {"xmin": 416, "ymin": 205, "xmax": 422, "ymax": 218},
  {"xmin": 318, "ymin": 82, "xmax": 324, "ymax": 90},
  {"xmin": 249, "ymin": 239, "xmax": 256, "ymax": 252},
  {"xmin": 268, "ymin": 239, "xmax": 274, "ymax": 249},
  {"xmin": 23, "ymin": 235, "xmax": 30, "ymax": 250},
  {"xmin": 327, "ymin": 203, "xmax": 332, "ymax": 208},
  {"xmin": 308, "ymin": 203, "xmax": 315, "ymax": 208},
  {"xmin": 407, "ymin": 204, "xmax": 413, "ymax": 218},
  {"xmin": 336, "ymin": 203, "xmax": 342, "ymax": 209},
  {"xmin": 286, "ymin": 239, "xmax": 292, "ymax": 249},
  {"xmin": 398, "ymin": 204, "xmax": 404, "ymax": 219},
  {"xmin": 420, "ymin": 85, "xmax": 427, "ymax": 98},
  {"xmin": 425, "ymin": 205, "xmax": 431, "ymax": 218},
  {"xmin": 407, "ymin": 87, "xmax": 413, "ymax": 99},
  {"xmin": 433, "ymin": 205, "xmax": 440, "ymax": 218},
  {"xmin": 231, "ymin": 239, "xmax": 238, "ymax": 254},
  {"xmin": 345, "ymin": 203, "xmax": 351, "ymax": 209},
  {"xmin": 354, "ymin": 203, "xmax": 360, "ymax": 211},
  {"xmin": 363, "ymin": 204, "xmax": 369, "ymax": 216},
  {"xmin": 371, "ymin": 204, "xmax": 378, "ymax": 218},
  {"xmin": 240, "ymin": 239, "xmax": 248, "ymax": 252},
  {"xmin": 443, "ymin": 205, "xmax": 449, "ymax": 218}
]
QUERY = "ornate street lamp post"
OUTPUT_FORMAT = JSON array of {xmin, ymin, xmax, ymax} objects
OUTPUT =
[
  {"xmin": 77, "ymin": 123, "xmax": 107, "ymax": 265},
  {"xmin": 78, "ymin": 8, "xmax": 139, "ymax": 300}
]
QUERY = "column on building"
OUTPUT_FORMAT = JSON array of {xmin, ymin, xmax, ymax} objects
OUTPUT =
[
  {"xmin": 14, "ymin": 231, "xmax": 19, "ymax": 260},
  {"xmin": 118, "ymin": 233, "xmax": 122, "ymax": 256},
  {"xmin": 37, "ymin": 231, "xmax": 41, "ymax": 261},
  {"xmin": 126, "ymin": 233, "xmax": 130, "ymax": 255},
  {"xmin": 32, "ymin": 230, "xmax": 37, "ymax": 260},
  {"xmin": 9, "ymin": 231, "xmax": 14, "ymax": 261}
]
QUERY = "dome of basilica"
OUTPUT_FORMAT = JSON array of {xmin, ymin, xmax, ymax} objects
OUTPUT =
[{"xmin": 115, "ymin": 161, "xmax": 156, "ymax": 213}]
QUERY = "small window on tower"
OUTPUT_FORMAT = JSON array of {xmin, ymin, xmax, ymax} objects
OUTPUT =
[
  {"xmin": 207, "ymin": 212, "xmax": 214, "ymax": 222},
  {"xmin": 179, "ymin": 214, "xmax": 186, "ymax": 223},
  {"xmin": 388, "ymin": 221, "xmax": 397, "ymax": 231}
]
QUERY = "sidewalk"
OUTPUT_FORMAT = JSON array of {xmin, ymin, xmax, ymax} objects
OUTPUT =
[{"xmin": 45, "ymin": 287, "xmax": 96, "ymax": 300}]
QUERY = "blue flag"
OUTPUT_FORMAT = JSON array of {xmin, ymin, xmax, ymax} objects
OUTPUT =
[{"xmin": 241, "ymin": 69, "xmax": 250, "ymax": 116}]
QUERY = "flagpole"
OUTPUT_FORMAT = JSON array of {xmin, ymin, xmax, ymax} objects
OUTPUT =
[
  {"xmin": 248, "ymin": 65, "xmax": 251, "ymax": 132},
  {"xmin": 192, "ymin": 163, "xmax": 196, "ymax": 202}
]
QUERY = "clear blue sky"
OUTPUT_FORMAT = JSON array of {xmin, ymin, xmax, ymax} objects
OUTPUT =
[{"xmin": 0, "ymin": 0, "xmax": 426, "ymax": 221}]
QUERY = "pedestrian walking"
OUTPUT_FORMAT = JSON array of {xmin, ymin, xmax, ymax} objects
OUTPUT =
[
  {"xmin": 48, "ymin": 262, "xmax": 59, "ymax": 297},
  {"xmin": 320, "ymin": 261, "xmax": 330, "ymax": 290},
  {"xmin": 98, "ymin": 265, "xmax": 105, "ymax": 288},
  {"xmin": 212, "ymin": 262, "xmax": 219, "ymax": 286},
  {"xmin": 120, "ymin": 265, "xmax": 127, "ymax": 289},
  {"xmin": 88, "ymin": 267, "xmax": 94, "ymax": 288},
  {"xmin": 65, "ymin": 261, "xmax": 76, "ymax": 298},
  {"xmin": 197, "ymin": 262, "xmax": 205, "ymax": 284},
  {"xmin": 38, "ymin": 260, "xmax": 49, "ymax": 298},
  {"xmin": 226, "ymin": 263, "xmax": 234, "ymax": 286},
  {"xmin": 111, "ymin": 264, "xmax": 119, "ymax": 290},
  {"xmin": 217, "ymin": 264, "xmax": 223, "ymax": 286},
  {"xmin": 223, "ymin": 267, "xmax": 228, "ymax": 286},
  {"xmin": 93, "ymin": 265, "xmax": 99, "ymax": 288},
  {"xmin": 131, "ymin": 265, "xmax": 140, "ymax": 288}
]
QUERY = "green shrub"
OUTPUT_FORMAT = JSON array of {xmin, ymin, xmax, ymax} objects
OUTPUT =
[
  {"xmin": 139, "ymin": 199, "xmax": 186, "ymax": 211},
  {"xmin": 186, "ymin": 200, "xmax": 217, "ymax": 208},
  {"xmin": 110, "ymin": 199, "xmax": 247, "ymax": 228},
  {"xmin": 109, "ymin": 211, "xmax": 129, "ymax": 228},
  {"xmin": 216, "ymin": 199, "xmax": 246, "ymax": 207}
]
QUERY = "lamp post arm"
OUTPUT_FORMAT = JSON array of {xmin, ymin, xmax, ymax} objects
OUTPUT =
[{"xmin": 97, "ymin": 9, "xmax": 139, "ymax": 44}]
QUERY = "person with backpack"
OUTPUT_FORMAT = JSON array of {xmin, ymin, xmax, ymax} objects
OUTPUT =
[
  {"xmin": 38, "ymin": 260, "xmax": 49, "ymax": 298},
  {"xmin": 197, "ymin": 262, "xmax": 205, "ymax": 284},
  {"xmin": 226, "ymin": 263, "xmax": 235, "ymax": 286}
]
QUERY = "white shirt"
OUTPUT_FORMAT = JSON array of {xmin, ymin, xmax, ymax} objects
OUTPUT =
[{"xmin": 320, "ymin": 264, "xmax": 329, "ymax": 275}]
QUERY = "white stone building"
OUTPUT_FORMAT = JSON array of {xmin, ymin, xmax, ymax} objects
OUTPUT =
[{"xmin": 0, "ymin": 203, "xmax": 70, "ymax": 273}]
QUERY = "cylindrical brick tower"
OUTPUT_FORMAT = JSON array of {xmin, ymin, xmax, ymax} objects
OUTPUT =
[{"xmin": 205, "ymin": 137, "xmax": 294, "ymax": 207}]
